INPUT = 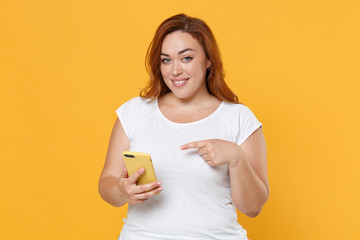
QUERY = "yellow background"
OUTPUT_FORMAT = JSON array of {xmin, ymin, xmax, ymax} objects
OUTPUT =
[{"xmin": 1, "ymin": 0, "xmax": 359, "ymax": 239}]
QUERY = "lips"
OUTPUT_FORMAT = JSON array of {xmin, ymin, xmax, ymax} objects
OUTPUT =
[{"xmin": 172, "ymin": 78, "xmax": 189, "ymax": 87}]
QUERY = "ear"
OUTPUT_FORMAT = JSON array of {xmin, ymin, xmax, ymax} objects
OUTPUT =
[{"xmin": 206, "ymin": 60, "xmax": 212, "ymax": 69}]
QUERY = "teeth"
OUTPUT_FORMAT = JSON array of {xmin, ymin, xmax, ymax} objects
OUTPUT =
[{"xmin": 174, "ymin": 80, "xmax": 186, "ymax": 84}]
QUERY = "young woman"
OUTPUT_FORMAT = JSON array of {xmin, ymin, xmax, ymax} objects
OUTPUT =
[{"xmin": 99, "ymin": 13, "xmax": 269, "ymax": 240}]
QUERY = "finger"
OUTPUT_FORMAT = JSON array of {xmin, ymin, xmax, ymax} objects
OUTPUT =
[
  {"xmin": 127, "ymin": 168, "xmax": 145, "ymax": 184},
  {"xmin": 207, "ymin": 161, "xmax": 215, "ymax": 167},
  {"xmin": 118, "ymin": 167, "xmax": 128, "ymax": 180},
  {"xmin": 128, "ymin": 198, "xmax": 146, "ymax": 205},
  {"xmin": 200, "ymin": 153, "xmax": 212, "ymax": 163},
  {"xmin": 136, "ymin": 186, "xmax": 162, "ymax": 200},
  {"xmin": 181, "ymin": 141, "xmax": 206, "ymax": 150},
  {"xmin": 198, "ymin": 148, "xmax": 207, "ymax": 156},
  {"xmin": 134, "ymin": 181, "xmax": 162, "ymax": 194},
  {"xmin": 122, "ymin": 167, "xmax": 129, "ymax": 178}
]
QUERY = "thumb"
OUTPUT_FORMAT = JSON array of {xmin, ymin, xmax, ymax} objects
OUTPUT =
[{"xmin": 120, "ymin": 167, "xmax": 129, "ymax": 179}]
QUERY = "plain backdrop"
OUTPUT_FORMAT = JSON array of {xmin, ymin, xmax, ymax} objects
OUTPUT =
[{"xmin": 1, "ymin": 0, "xmax": 359, "ymax": 239}]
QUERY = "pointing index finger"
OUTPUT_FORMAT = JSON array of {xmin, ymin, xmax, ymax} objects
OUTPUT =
[{"xmin": 181, "ymin": 141, "xmax": 206, "ymax": 150}]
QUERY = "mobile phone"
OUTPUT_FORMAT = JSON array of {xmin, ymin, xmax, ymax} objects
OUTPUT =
[{"xmin": 123, "ymin": 151, "xmax": 157, "ymax": 185}]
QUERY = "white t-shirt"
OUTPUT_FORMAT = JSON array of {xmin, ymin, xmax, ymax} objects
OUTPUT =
[{"xmin": 116, "ymin": 97, "xmax": 262, "ymax": 240}]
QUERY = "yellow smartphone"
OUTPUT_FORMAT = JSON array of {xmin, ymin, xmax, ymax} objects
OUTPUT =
[{"xmin": 123, "ymin": 151, "xmax": 157, "ymax": 185}]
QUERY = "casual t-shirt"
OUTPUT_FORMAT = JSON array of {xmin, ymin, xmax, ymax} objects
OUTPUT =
[{"xmin": 116, "ymin": 97, "xmax": 262, "ymax": 240}]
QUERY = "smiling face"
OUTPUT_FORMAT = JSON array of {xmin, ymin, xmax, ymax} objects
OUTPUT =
[{"xmin": 160, "ymin": 31, "xmax": 211, "ymax": 102}]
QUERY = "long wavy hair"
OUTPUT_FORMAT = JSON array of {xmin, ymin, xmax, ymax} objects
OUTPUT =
[{"xmin": 140, "ymin": 13, "xmax": 239, "ymax": 103}]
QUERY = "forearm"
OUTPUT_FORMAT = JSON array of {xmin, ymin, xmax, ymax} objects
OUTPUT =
[
  {"xmin": 229, "ymin": 152, "xmax": 269, "ymax": 217},
  {"xmin": 98, "ymin": 176, "xmax": 126, "ymax": 207}
]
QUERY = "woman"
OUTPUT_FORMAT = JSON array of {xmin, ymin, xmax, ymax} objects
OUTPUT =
[{"xmin": 99, "ymin": 13, "xmax": 269, "ymax": 239}]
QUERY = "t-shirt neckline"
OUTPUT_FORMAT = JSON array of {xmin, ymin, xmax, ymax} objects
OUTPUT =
[{"xmin": 155, "ymin": 98, "xmax": 224, "ymax": 126}]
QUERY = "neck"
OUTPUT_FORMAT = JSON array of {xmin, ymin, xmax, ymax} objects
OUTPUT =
[{"xmin": 161, "ymin": 91, "xmax": 220, "ymax": 110}]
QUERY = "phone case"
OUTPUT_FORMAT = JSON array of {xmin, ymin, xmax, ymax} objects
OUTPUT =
[{"xmin": 123, "ymin": 151, "xmax": 157, "ymax": 185}]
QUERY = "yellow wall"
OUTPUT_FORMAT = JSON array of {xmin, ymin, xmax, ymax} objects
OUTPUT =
[{"xmin": 1, "ymin": 0, "xmax": 359, "ymax": 239}]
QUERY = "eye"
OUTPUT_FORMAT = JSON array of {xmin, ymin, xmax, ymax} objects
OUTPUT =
[
  {"xmin": 161, "ymin": 58, "xmax": 171, "ymax": 64},
  {"xmin": 182, "ymin": 56, "xmax": 193, "ymax": 62}
]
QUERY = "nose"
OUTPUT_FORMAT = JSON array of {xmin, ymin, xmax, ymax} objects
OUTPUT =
[{"xmin": 172, "ymin": 61, "xmax": 183, "ymax": 76}]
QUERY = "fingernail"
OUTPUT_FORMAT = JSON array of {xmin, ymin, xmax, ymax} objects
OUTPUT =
[{"xmin": 157, "ymin": 181, "xmax": 161, "ymax": 185}]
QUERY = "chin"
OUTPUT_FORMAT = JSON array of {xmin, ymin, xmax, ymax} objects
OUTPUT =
[
  {"xmin": 170, "ymin": 91, "xmax": 194, "ymax": 101},
  {"xmin": 173, "ymin": 93, "xmax": 191, "ymax": 100}
]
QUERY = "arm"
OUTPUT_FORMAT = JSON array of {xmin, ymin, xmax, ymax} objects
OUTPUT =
[
  {"xmin": 98, "ymin": 118, "xmax": 162, "ymax": 207},
  {"xmin": 229, "ymin": 127, "xmax": 269, "ymax": 217},
  {"xmin": 180, "ymin": 127, "xmax": 269, "ymax": 217}
]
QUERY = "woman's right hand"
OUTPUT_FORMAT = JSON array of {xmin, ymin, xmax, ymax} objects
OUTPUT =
[{"xmin": 117, "ymin": 167, "xmax": 162, "ymax": 205}]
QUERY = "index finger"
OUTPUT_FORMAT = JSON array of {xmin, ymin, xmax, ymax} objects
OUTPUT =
[{"xmin": 181, "ymin": 141, "xmax": 206, "ymax": 150}]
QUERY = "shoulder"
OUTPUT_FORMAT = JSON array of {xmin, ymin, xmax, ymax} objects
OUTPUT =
[
  {"xmin": 218, "ymin": 102, "xmax": 258, "ymax": 119},
  {"xmin": 216, "ymin": 102, "xmax": 262, "ymax": 138},
  {"xmin": 118, "ymin": 96, "xmax": 152, "ymax": 107},
  {"xmin": 115, "ymin": 97, "xmax": 157, "ymax": 134},
  {"xmin": 116, "ymin": 97, "xmax": 156, "ymax": 122},
  {"xmin": 116, "ymin": 97, "xmax": 155, "ymax": 114}
]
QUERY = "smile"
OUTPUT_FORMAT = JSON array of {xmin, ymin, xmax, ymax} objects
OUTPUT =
[{"xmin": 172, "ymin": 78, "xmax": 189, "ymax": 87}]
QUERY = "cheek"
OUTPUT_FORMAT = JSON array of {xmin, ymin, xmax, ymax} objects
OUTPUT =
[
  {"xmin": 160, "ymin": 65, "xmax": 169, "ymax": 78},
  {"xmin": 189, "ymin": 64, "xmax": 206, "ymax": 79}
]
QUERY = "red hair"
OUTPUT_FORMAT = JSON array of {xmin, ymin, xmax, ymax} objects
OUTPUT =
[{"xmin": 140, "ymin": 14, "xmax": 239, "ymax": 103}]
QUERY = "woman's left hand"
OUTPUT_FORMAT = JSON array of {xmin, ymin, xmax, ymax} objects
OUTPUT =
[{"xmin": 180, "ymin": 139, "xmax": 243, "ymax": 167}]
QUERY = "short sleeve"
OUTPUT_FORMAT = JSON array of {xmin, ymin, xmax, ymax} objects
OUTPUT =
[
  {"xmin": 115, "ymin": 98, "xmax": 138, "ymax": 137},
  {"xmin": 116, "ymin": 105, "xmax": 129, "ymax": 137},
  {"xmin": 115, "ymin": 97, "xmax": 152, "ymax": 137},
  {"xmin": 236, "ymin": 105, "xmax": 262, "ymax": 146}
]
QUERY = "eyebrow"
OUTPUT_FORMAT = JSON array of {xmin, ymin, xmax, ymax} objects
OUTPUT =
[{"xmin": 160, "ymin": 48, "xmax": 195, "ymax": 57}]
